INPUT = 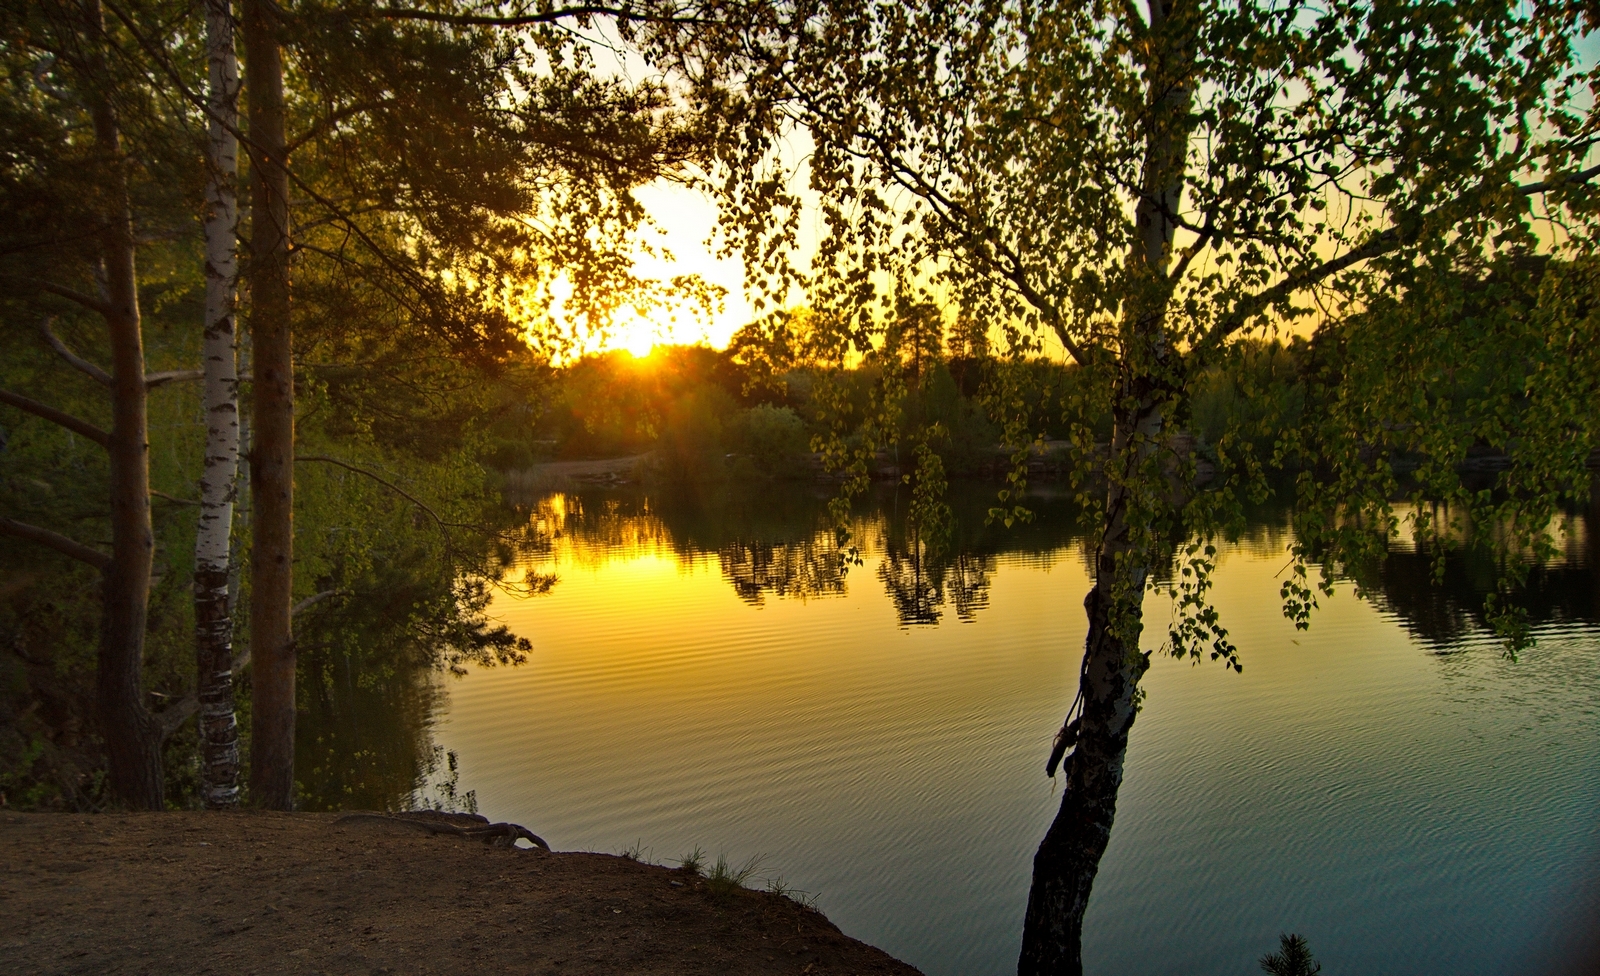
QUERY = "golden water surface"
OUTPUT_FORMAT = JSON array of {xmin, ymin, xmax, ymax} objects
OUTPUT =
[{"xmin": 429, "ymin": 487, "xmax": 1600, "ymax": 976}]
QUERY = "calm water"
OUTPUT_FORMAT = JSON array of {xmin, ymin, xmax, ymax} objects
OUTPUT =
[{"xmin": 421, "ymin": 483, "xmax": 1600, "ymax": 976}]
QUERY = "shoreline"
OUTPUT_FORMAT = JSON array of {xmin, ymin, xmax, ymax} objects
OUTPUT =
[{"xmin": 1, "ymin": 810, "xmax": 924, "ymax": 976}]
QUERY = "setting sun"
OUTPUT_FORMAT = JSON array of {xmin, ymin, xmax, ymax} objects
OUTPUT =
[{"xmin": 557, "ymin": 182, "xmax": 757, "ymax": 360}]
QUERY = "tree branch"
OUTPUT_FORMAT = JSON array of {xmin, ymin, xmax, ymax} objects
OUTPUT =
[
  {"xmin": 157, "ymin": 645, "xmax": 251, "ymax": 740},
  {"xmin": 0, "ymin": 516, "xmax": 111, "ymax": 570},
  {"xmin": 1207, "ymin": 227, "xmax": 1403, "ymax": 346},
  {"xmin": 150, "ymin": 489, "xmax": 200, "ymax": 506},
  {"xmin": 825, "ymin": 110, "xmax": 1092, "ymax": 366},
  {"xmin": 285, "ymin": 97, "xmax": 397, "ymax": 155},
  {"xmin": 1515, "ymin": 161, "xmax": 1600, "ymax": 195},
  {"xmin": 29, "ymin": 279, "xmax": 114, "ymax": 318},
  {"xmin": 40, "ymin": 317, "xmax": 112, "ymax": 385},
  {"xmin": 372, "ymin": 4, "xmax": 708, "ymax": 27},
  {"xmin": 145, "ymin": 369, "xmax": 204, "ymax": 388},
  {"xmin": 297, "ymin": 454, "xmax": 474, "ymax": 529},
  {"xmin": 291, "ymin": 588, "xmax": 349, "ymax": 616},
  {"xmin": 1201, "ymin": 160, "xmax": 1600, "ymax": 351},
  {"xmin": 0, "ymin": 387, "xmax": 110, "ymax": 446}
]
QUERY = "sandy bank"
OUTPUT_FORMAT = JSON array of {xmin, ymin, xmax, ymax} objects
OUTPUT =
[{"xmin": 0, "ymin": 811, "xmax": 923, "ymax": 976}]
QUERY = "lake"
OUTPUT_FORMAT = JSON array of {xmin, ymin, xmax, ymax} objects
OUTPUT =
[{"xmin": 415, "ymin": 481, "xmax": 1600, "ymax": 976}]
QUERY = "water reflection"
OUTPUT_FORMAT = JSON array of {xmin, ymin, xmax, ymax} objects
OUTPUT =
[
  {"xmin": 303, "ymin": 478, "xmax": 1600, "ymax": 976},
  {"xmin": 513, "ymin": 482, "xmax": 1600, "ymax": 639},
  {"xmin": 1374, "ymin": 517, "xmax": 1597, "ymax": 648},
  {"xmin": 720, "ymin": 539, "xmax": 849, "ymax": 605},
  {"xmin": 507, "ymin": 481, "xmax": 1087, "ymax": 627},
  {"xmin": 296, "ymin": 652, "xmax": 442, "ymax": 812},
  {"xmin": 460, "ymin": 481, "xmax": 1600, "ymax": 976},
  {"xmin": 877, "ymin": 547, "xmax": 995, "ymax": 625}
]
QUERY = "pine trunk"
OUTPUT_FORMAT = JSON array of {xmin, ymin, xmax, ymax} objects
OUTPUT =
[
  {"xmin": 87, "ymin": 0, "xmax": 164, "ymax": 810},
  {"xmin": 242, "ymin": 0, "xmax": 296, "ymax": 810},
  {"xmin": 195, "ymin": 0, "xmax": 242, "ymax": 810}
]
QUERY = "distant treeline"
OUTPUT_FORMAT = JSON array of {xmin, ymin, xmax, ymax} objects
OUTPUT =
[{"xmin": 487, "ymin": 333, "xmax": 1309, "ymax": 485}]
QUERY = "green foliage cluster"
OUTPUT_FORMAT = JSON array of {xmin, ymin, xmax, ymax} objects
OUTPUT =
[
  {"xmin": 0, "ymin": 0, "xmax": 713, "ymax": 809},
  {"xmin": 0, "ymin": 292, "xmax": 541, "ymax": 808}
]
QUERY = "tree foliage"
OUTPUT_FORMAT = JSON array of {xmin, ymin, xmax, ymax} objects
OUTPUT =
[{"xmin": 646, "ymin": 0, "xmax": 1600, "ymax": 970}]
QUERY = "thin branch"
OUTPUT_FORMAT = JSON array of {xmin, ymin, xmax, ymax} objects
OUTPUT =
[
  {"xmin": 297, "ymin": 454, "xmax": 474, "ymax": 529},
  {"xmin": 291, "ymin": 588, "xmax": 349, "ymax": 616},
  {"xmin": 0, "ymin": 387, "xmax": 110, "ymax": 446},
  {"xmin": 29, "ymin": 278, "xmax": 114, "ymax": 318},
  {"xmin": 825, "ymin": 111, "xmax": 1092, "ymax": 365},
  {"xmin": 1168, "ymin": 218, "xmax": 1215, "ymax": 282},
  {"xmin": 1202, "ymin": 161, "xmax": 1600, "ymax": 351},
  {"xmin": 285, "ymin": 97, "xmax": 397, "ymax": 155},
  {"xmin": 1204, "ymin": 227, "xmax": 1402, "ymax": 348},
  {"xmin": 40, "ymin": 317, "xmax": 112, "ymax": 385},
  {"xmin": 1515, "ymin": 161, "xmax": 1600, "ymax": 195},
  {"xmin": 150, "ymin": 489, "xmax": 200, "ymax": 506},
  {"xmin": 0, "ymin": 516, "xmax": 111, "ymax": 569},
  {"xmin": 145, "ymin": 369, "xmax": 204, "ymax": 388},
  {"xmin": 157, "ymin": 645, "xmax": 251, "ymax": 740},
  {"xmin": 372, "ymin": 4, "xmax": 708, "ymax": 27}
]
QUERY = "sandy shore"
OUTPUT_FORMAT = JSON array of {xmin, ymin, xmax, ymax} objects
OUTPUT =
[{"xmin": 0, "ymin": 811, "xmax": 923, "ymax": 976}]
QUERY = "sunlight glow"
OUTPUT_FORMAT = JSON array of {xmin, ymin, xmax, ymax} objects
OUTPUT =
[{"xmin": 554, "ymin": 183, "xmax": 756, "ymax": 361}]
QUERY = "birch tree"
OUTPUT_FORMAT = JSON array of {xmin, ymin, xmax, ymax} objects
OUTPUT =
[
  {"xmin": 657, "ymin": 1, "xmax": 1600, "ymax": 971},
  {"xmin": 195, "ymin": 0, "xmax": 242, "ymax": 810}
]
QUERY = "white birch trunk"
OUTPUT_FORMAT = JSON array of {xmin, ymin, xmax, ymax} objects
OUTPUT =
[{"xmin": 194, "ymin": 0, "xmax": 242, "ymax": 809}]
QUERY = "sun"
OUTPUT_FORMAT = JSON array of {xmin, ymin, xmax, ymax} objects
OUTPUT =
[{"xmin": 605, "ymin": 311, "xmax": 667, "ymax": 359}]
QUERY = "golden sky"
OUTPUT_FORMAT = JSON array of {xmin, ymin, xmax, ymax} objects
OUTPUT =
[{"xmin": 585, "ymin": 182, "xmax": 758, "ymax": 357}]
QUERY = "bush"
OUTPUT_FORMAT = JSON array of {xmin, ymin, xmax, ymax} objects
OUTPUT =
[{"xmin": 725, "ymin": 404, "xmax": 811, "ymax": 478}]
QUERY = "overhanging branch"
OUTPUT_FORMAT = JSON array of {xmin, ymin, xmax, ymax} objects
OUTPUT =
[
  {"xmin": 0, "ymin": 387, "xmax": 110, "ymax": 446},
  {"xmin": 372, "ymin": 3, "xmax": 708, "ymax": 27},
  {"xmin": 157, "ymin": 645, "xmax": 252, "ymax": 740},
  {"xmin": 1515, "ymin": 161, "xmax": 1600, "ymax": 196},
  {"xmin": 40, "ymin": 317, "xmax": 112, "ymax": 385},
  {"xmin": 291, "ymin": 588, "xmax": 350, "ymax": 616},
  {"xmin": 146, "ymin": 369, "xmax": 204, "ymax": 388},
  {"xmin": 298, "ymin": 454, "xmax": 475, "ymax": 530},
  {"xmin": 30, "ymin": 279, "xmax": 114, "ymax": 318},
  {"xmin": 0, "ymin": 516, "xmax": 111, "ymax": 570},
  {"xmin": 1204, "ymin": 161, "xmax": 1600, "ymax": 350}
]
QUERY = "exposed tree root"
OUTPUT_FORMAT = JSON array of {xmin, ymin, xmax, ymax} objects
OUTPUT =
[{"xmin": 334, "ymin": 810, "xmax": 551, "ymax": 850}]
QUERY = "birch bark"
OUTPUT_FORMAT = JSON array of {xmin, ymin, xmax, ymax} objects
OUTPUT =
[
  {"xmin": 1017, "ymin": 2, "xmax": 1196, "ymax": 970},
  {"xmin": 195, "ymin": 0, "xmax": 242, "ymax": 810}
]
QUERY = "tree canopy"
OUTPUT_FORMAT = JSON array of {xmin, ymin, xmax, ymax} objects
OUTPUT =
[{"xmin": 647, "ymin": 1, "xmax": 1600, "ymax": 970}]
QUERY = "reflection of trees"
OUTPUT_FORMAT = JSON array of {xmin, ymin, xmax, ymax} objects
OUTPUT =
[
  {"xmin": 513, "ymin": 479, "xmax": 1089, "ymax": 623},
  {"xmin": 877, "ymin": 542, "xmax": 995, "ymax": 626},
  {"xmin": 297, "ymin": 652, "xmax": 442, "ymax": 811},
  {"xmin": 719, "ymin": 537, "xmax": 848, "ymax": 605},
  {"xmin": 1372, "ymin": 515, "xmax": 1597, "ymax": 648}
]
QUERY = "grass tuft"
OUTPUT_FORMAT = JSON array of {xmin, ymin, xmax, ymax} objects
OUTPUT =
[
  {"xmin": 765, "ymin": 876, "xmax": 821, "ymax": 910},
  {"xmin": 677, "ymin": 846, "xmax": 705, "ymax": 876},
  {"xmin": 618, "ymin": 839, "xmax": 652, "ymax": 863},
  {"xmin": 705, "ymin": 852, "xmax": 763, "ymax": 899}
]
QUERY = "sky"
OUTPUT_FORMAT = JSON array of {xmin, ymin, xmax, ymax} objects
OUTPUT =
[
  {"xmin": 564, "ymin": 16, "xmax": 1600, "ymax": 361},
  {"xmin": 567, "ymin": 181, "xmax": 757, "ymax": 358}
]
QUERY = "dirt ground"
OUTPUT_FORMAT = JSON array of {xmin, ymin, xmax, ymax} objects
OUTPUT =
[{"xmin": 0, "ymin": 811, "xmax": 924, "ymax": 976}]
